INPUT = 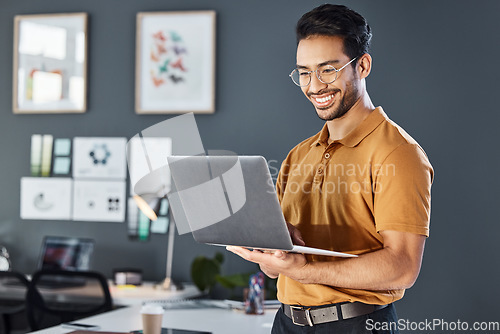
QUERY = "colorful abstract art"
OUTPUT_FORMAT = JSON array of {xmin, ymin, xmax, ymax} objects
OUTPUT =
[
  {"xmin": 136, "ymin": 11, "xmax": 216, "ymax": 114},
  {"xmin": 149, "ymin": 30, "xmax": 188, "ymax": 87}
]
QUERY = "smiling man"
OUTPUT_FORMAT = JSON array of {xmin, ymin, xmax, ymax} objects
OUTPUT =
[{"xmin": 227, "ymin": 4, "xmax": 433, "ymax": 334}]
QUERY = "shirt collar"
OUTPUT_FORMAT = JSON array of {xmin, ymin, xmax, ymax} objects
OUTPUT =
[{"xmin": 310, "ymin": 107, "xmax": 387, "ymax": 148}]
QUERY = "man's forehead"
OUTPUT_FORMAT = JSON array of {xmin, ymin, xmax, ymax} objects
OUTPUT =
[{"xmin": 296, "ymin": 36, "xmax": 347, "ymax": 67}]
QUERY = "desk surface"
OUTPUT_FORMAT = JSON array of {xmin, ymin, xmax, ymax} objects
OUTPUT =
[
  {"xmin": 0, "ymin": 279, "xmax": 200, "ymax": 306},
  {"xmin": 18, "ymin": 281, "xmax": 276, "ymax": 334},
  {"xmin": 110, "ymin": 282, "xmax": 200, "ymax": 306},
  {"xmin": 29, "ymin": 304, "xmax": 277, "ymax": 334}
]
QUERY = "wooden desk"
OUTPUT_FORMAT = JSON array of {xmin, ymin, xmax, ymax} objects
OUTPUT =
[{"xmin": 28, "ymin": 304, "xmax": 277, "ymax": 334}]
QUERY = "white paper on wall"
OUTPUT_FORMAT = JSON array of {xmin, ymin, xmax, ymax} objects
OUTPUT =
[
  {"xmin": 127, "ymin": 197, "xmax": 139, "ymax": 237},
  {"xmin": 73, "ymin": 137, "xmax": 127, "ymax": 179},
  {"xmin": 72, "ymin": 180, "xmax": 126, "ymax": 222},
  {"xmin": 127, "ymin": 136, "xmax": 172, "ymax": 196},
  {"xmin": 20, "ymin": 177, "xmax": 72, "ymax": 220}
]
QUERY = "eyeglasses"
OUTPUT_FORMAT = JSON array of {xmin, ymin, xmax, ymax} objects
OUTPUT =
[{"xmin": 289, "ymin": 57, "xmax": 357, "ymax": 87}]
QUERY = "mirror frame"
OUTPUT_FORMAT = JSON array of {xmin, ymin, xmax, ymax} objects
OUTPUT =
[{"xmin": 12, "ymin": 12, "xmax": 88, "ymax": 114}]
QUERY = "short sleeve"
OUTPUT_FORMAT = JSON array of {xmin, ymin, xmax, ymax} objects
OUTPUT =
[{"xmin": 373, "ymin": 143, "xmax": 434, "ymax": 236}]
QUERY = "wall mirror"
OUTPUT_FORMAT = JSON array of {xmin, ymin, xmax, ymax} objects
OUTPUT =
[{"xmin": 13, "ymin": 13, "xmax": 88, "ymax": 114}]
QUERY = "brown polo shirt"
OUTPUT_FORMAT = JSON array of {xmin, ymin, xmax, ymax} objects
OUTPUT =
[{"xmin": 276, "ymin": 107, "xmax": 433, "ymax": 306}]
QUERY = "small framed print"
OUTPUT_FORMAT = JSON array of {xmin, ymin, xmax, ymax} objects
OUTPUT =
[
  {"xmin": 13, "ymin": 13, "xmax": 88, "ymax": 113},
  {"xmin": 135, "ymin": 11, "xmax": 216, "ymax": 114}
]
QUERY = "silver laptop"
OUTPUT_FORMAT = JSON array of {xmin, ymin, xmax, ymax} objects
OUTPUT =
[{"xmin": 167, "ymin": 155, "xmax": 356, "ymax": 258}]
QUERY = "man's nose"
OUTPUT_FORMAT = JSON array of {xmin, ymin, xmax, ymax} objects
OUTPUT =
[{"xmin": 308, "ymin": 72, "xmax": 328, "ymax": 93}]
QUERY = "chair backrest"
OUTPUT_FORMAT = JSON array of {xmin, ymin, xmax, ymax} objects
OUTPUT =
[
  {"xmin": 26, "ymin": 269, "xmax": 112, "ymax": 331},
  {"xmin": 0, "ymin": 271, "xmax": 31, "ymax": 334}
]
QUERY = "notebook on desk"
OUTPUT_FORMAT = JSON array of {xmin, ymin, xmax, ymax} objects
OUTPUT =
[
  {"xmin": 144, "ymin": 298, "xmax": 281, "ymax": 311},
  {"xmin": 167, "ymin": 155, "xmax": 357, "ymax": 258}
]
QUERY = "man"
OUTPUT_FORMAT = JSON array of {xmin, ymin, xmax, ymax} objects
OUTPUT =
[{"xmin": 228, "ymin": 4, "xmax": 433, "ymax": 333}]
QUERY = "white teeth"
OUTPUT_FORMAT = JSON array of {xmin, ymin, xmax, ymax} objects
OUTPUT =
[{"xmin": 315, "ymin": 94, "xmax": 334, "ymax": 103}]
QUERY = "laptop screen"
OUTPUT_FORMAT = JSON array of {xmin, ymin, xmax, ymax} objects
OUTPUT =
[{"xmin": 38, "ymin": 236, "xmax": 95, "ymax": 271}]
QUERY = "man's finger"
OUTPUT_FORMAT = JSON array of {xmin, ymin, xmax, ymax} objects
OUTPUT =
[
  {"xmin": 292, "ymin": 231, "xmax": 306, "ymax": 246},
  {"xmin": 274, "ymin": 250, "xmax": 286, "ymax": 258},
  {"xmin": 226, "ymin": 246, "xmax": 247, "ymax": 256}
]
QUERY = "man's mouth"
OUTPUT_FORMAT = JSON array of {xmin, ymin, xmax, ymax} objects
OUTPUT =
[
  {"xmin": 315, "ymin": 94, "xmax": 334, "ymax": 103},
  {"xmin": 311, "ymin": 92, "xmax": 338, "ymax": 108}
]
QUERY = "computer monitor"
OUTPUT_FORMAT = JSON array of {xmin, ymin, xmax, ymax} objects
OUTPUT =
[{"xmin": 38, "ymin": 236, "xmax": 95, "ymax": 271}]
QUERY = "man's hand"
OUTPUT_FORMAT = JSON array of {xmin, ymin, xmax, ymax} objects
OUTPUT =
[
  {"xmin": 286, "ymin": 222, "xmax": 306, "ymax": 246},
  {"xmin": 226, "ymin": 246, "xmax": 309, "ymax": 282},
  {"xmin": 226, "ymin": 222, "xmax": 307, "ymax": 279}
]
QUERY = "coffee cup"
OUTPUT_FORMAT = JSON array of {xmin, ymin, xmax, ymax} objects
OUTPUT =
[{"xmin": 141, "ymin": 304, "xmax": 164, "ymax": 334}]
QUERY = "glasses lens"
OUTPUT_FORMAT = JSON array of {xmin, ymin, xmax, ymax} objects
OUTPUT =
[
  {"xmin": 290, "ymin": 69, "xmax": 310, "ymax": 87},
  {"xmin": 317, "ymin": 65, "xmax": 337, "ymax": 84}
]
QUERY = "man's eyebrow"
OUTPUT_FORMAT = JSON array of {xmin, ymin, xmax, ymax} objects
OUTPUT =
[
  {"xmin": 296, "ymin": 59, "xmax": 341, "ymax": 69},
  {"xmin": 319, "ymin": 59, "xmax": 341, "ymax": 67}
]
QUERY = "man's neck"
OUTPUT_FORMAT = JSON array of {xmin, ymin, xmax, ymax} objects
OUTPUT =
[{"xmin": 326, "ymin": 93, "xmax": 375, "ymax": 143}]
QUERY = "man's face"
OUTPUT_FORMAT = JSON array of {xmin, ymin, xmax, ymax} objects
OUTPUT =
[{"xmin": 296, "ymin": 35, "xmax": 361, "ymax": 121}]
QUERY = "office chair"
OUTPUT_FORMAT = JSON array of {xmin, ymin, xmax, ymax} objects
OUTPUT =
[
  {"xmin": 26, "ymin": 269, "xmax": 112, "ymax": 331},
  {"xmin": 0, "ymin": 271, "xmax": 30, "ymax": 334}
]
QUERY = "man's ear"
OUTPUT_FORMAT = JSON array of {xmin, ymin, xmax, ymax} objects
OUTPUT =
[{"xmin": 357, "ymin": 53, "xmax": 372, "ymax": 79}]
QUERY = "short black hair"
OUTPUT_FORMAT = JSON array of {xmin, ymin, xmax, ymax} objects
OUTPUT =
[{"xmin": 296, "ymin": 4, "xmax": 372, "ymax": 60}]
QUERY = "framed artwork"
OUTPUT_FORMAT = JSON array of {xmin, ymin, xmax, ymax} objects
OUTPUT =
[
  {"xmin": 13, "ymin": 13, "xmax": 88, "ymax": 114},
  {"xmin": 135, "ymin": 11, "xmax": 216, "ymax": 114}
]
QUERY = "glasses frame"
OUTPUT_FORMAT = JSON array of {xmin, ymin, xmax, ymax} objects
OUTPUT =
[{"xmin": 289, "ymin": 57, "xmax": 357, "ymax": 87}]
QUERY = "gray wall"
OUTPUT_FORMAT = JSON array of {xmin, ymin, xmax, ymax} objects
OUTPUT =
[{"xmin": 1, "ymin": 0, "xmax": 499, "ymax": 328}]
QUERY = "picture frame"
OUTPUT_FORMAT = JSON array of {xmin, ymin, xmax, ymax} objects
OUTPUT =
[
  {"xmin": 12, "ymin": 13, "xmax": 88, "ymax": 114},
  {"xmin": 135, "ymin": 11, "xmax": 216, "ymax": 114}
]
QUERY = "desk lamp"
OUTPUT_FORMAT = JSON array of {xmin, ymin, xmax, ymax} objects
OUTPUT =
[
  {"xmin": 128, "ymin": 135, "xmax": 183, "ymax": 291},
  {"xmin": 133, "ymin": 193, "xmax": 182, "ymax": 291},
  {"xmin": 128, "ymin": 114, "xmax": 206, "ymax": 291}
]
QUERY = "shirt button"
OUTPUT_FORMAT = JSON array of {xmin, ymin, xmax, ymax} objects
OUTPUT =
[
  {"xmin": 324, "ymin": 153, "xmax": 331, "ymax": 159},
  {"xmin": 317, "ymin": 168, "xmax": 323, "ymax": 174}
]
